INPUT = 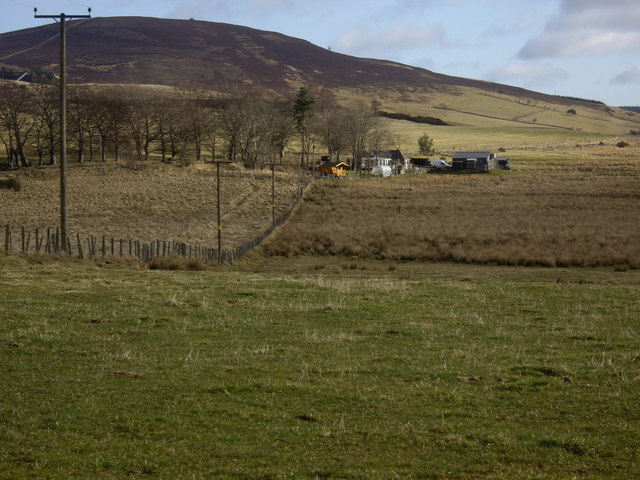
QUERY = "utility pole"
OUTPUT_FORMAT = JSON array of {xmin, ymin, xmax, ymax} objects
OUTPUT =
[
  {"xmin": 206, "ymin": 160, "xmax": 231, "ymax": 263},
  {"xmin": 270, "ymin": 157, "xmax": 285, "ymax": 226},
  {"xmin": 34, "ymin": 9, "xmax": 91, "ymax": 251}
]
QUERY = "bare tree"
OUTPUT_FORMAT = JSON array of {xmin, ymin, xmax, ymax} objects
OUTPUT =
[
  {"xmin": 31, "ymin": 83, "xmax": 59, "ymax": 166},
  {"xmin": 344, "ymin": 103, "xmax": 390, "ymax": 174},
  {"xmin": 0, "ymin": 83, "xmax": 35, "ymax": 168}
]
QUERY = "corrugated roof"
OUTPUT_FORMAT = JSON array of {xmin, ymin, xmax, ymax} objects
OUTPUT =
[{"xmin": 453, "ymin": 152, "xmax": 492, "ymax": 158}]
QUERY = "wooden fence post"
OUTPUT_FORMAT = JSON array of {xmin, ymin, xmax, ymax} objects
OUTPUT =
[
  {"xmin": 4, "ymin": 225, "xmax": 11, "ymax": 253},
  {"xmin": 77, "ymin": 233, "xmax": 83, "ymax": 259}
]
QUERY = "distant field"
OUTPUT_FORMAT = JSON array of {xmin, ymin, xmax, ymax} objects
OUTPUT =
[
  {"xmin": 0, "ymin": 163, "xmax": 300, "ymax": 248},
  {"xmin": 337, "ymin": 85, "xmax": 640, "ymax": 154},
  {"xmin": 264, "ymin": 148, "xmax": 640, "ymax": 268},
  {"xmin": 1, "ymin": 254, "xmax": 638, "ymax": 479},
  {"xmin": 3, "ymin": 145, "xmax": 639, "ymax": 268}
]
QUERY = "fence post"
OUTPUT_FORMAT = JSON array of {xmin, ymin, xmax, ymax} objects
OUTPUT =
[
  {"xmin": 77, "ymin": 233, "xmax": 83, "ymax": 259},
  {"xmin": 4, "ymin": 225, "xmax": 11, "ymax": 253}
]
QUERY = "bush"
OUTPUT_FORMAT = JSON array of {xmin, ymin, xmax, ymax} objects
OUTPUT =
[
  {"xmin": 0, "ymin": 177, "xmax": 21, "ymax": 191},
  {"xmin": 148, "ymin": 256, "xmax": 208, "ymax": 271},
  {"xmin": 616, "ymin": 141, "xmax": 629, "ymax": 148}
]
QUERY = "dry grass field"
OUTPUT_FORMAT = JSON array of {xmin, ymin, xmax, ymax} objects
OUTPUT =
[
  {"xmin": 2, "ymin": 142, "xmax": 639, "ymax": 268},
  {"xmin": 264, "ymin": 145, "xmax": 640, "ymax": 268},
  {"xmin": 0, "ymin": 163, "xmax": 300, "ymax": 249}
]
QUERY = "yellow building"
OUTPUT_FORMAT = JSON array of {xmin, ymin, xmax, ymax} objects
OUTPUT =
[{"xmin": 318, "ymin": 161, "xmax": 349, "ymax": 177}]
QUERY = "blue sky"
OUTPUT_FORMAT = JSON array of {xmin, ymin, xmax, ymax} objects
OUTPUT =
[{"xmin": 2, "ymin": 0, "xmax": 639, "ymax": 106}]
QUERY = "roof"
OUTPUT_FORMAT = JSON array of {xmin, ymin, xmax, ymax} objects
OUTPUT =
[
  {"xmin": 319, "ymin": 161, "xmax": 349, "ymax": 168},
  {"xmin": 453, "ymin": 152, "xmax": 492, "ymax": 158},
  {"xmin": 374, "ymin": 149, "xmax": 405, "ymax": 161}
]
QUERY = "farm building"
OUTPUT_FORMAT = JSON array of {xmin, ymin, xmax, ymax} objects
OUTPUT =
[
  {"xmin": 363, "ymin": 150, "xmax": 408, "ymax": 173},
  {"xmin": 452, "ymin": 152, "xmax": 496, "ymax": 170},
  {"xmin": 318, "ymin": 161, "xmax": 349, "ymax": 177}
]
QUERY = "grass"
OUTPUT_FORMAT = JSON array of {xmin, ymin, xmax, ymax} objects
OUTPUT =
[
  {"xmin": 1, "ymin": 253, "xmax": 639, "ymax": 479},
  {"xmin": 0, "ymin": 162, "xmax": 299, "ymax": 248},
  {"xmin": 336, "ymin": 85, "xmax": 640, "ymax": 154},
  {"xmin": 264, "ymin": 149, "xmax": 640, "ymax": 268}
]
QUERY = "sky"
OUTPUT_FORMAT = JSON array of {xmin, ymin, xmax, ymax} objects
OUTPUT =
[{"xmin": 2, "ymin": 0, "xmax": 639, "ymax": 106}]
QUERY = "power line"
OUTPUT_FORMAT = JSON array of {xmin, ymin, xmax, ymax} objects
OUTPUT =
[
  {"xmin": 0, "ymin": 32, "xmax": 59, "ymax": 61},
  {"xmin": 68, "ymin": 0, "xmax": 91, "ymax": 8},
  {"xmin": 0, "ymin": 16, "xmax": 91, "ymax": 62},
  {"xmin": 6, "ymin": 0, "xmax": 36, "ymax": 8}
]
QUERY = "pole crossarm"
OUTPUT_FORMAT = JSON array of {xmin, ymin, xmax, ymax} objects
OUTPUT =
[{"xmin": 34, "ymin": 15, "xmax": 92, "ymax": 19}]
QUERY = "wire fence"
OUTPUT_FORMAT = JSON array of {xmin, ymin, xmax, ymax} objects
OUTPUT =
[{"xmin": 3, "ymin": 193, "xmax": 304, "ymax": 265}]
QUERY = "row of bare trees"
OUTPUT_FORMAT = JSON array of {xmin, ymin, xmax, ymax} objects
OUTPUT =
[{"xmin": 0, "ymin": 81, "xmax": 392, "ymax": 171}]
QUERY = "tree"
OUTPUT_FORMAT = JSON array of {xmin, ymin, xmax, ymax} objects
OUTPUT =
[
  {"xmin": 0, "ymin": 83, "xmax": 35, "ymax": 168},
  {"xmin": 32, "ymin": 83, "xmax": 58, "ymax": 165},
  {"xmin": 311, "ymin": 89, "xmax": 347, "ymax": 161},
  {"xmin": 343, "ymin": 103, "xmax": 390, "ymax": 174},
  {"xmin": 417, "ymin": 133, "xmax": 435, "ymax": 156},
  {"xmin": 293, "ymin": 86, "xmax": 315, "ymax": 167}
]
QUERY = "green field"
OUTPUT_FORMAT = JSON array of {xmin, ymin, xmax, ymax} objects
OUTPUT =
[
  {"xmin": 1, "ymin": 253, "xmax": 639, "ymax": 479},
  {"xmin": 336, "ymin": 85, "xmax": 640, "ymax": 153}
]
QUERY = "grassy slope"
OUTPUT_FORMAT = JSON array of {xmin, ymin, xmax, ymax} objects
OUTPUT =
[
  {"xmin": 1, "ymin": 253, "xmax": 639, "ymax": 479},
  {"xmin": 336, "ymin": 86, "xmax": 640, "ymax": 153},
  {"xmin": 0, "ymin": 163, "xmax": 299, "ymax": 248}
]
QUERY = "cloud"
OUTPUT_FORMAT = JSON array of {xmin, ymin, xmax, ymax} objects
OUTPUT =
[
  {"xmin": 613, "ymin": 65, "xmax": 640, "ymax": 84},
  {"xmin": 334, "ymin": 23, "xmax": 446, "ymax": 58},
  {"xmin": 486, "ymin": 62, "xmax": 569, "ymax": 88},
  {"xmin": 519, "ymin": 0, "xmax": 640, "ymax": 58}
]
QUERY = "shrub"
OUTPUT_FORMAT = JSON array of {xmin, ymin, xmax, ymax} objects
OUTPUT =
[
  {"xmin": 0, "ymin": 177, "xmax": 21, "ymax": 191},
  {"xmin": 148, "ymin": 256, "xmax": 208, "ymax": 271},
  {"xmin": 616, "ymin": 141, "xmax": 629, "ymax": 148}
]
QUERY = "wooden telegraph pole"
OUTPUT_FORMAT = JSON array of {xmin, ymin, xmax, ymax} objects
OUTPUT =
[
  {"xmin": 270, "ymin": 158, "xmax": 285, "ymax": 226},
  {"xmin": 34, "ymin": 8, "xmax": 92, "ymax": 251},
  {"xmin": 206, "ymin": 160, "xmax": 232, "ymax": 263}
]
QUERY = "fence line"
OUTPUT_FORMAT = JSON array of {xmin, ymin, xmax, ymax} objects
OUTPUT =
[{"xmin": 3, "ymin": 191, "xmax": 305, "ymax": 265}]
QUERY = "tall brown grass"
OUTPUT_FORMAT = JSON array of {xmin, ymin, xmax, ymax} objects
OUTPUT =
[
  {"xmin": 264, "ymin": 158, "xmax": 640, "ymax": 268},
  {"xmin": 0, "ymin": 163, "xmax": 299, "ymax": 248}
]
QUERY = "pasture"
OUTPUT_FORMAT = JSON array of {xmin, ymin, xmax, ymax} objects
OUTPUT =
[
  {"xmin": 265, "ymin": 147, "xmax": 640, "ymax": 269},
  {"xmin": 1, "ymin": 138, "xmax": 639, "ymax": 478},
  {"xmin": 0, "ymin": 163, "xmax": 300, "ymax": 249},
  {"xmin": 1, "ymin": 253, "xmax": 639, "ymax": 479}
]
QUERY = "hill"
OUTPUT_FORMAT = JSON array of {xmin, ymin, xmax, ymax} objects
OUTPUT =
[
  {"xmin": 0, "ymin": 17, "xmax": 613, "ymax": 105},
  {"xmin": 1, "ymin": 16, "xmax": 639, "ymax": 141}
]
